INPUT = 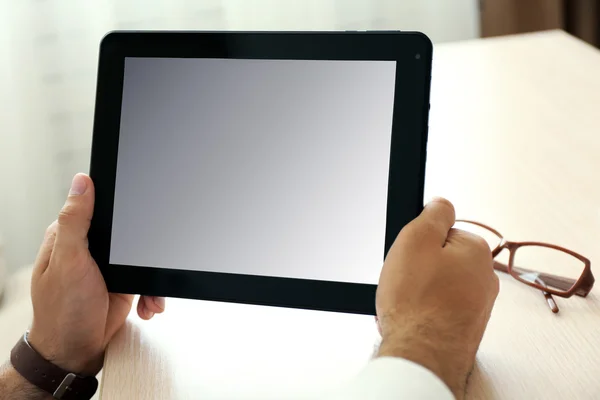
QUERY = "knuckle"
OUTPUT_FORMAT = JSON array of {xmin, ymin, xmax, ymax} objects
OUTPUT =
[
  {"xmin": 487, "ymin": 273, "xmax": 501, "ymax": 301},
  {"xmin": 492, "ymin": 272, "xmax": 500, "ymax": 288},
  {"xmin": 457, "ymin": 230, "xmax": 494, "ymax": 266},
  {"xmin": 45, "ymin": 220, "xmax": 58, "ymax": 236},
  {"xmin": 473, "ymin": 235, "xmax": 491, "ymax": 253},
  {"xmin": 460, "ymin": 230, "xmax": 490, "ymax": 253},
  {"xmin": 57, "ymin": 203, "xmax": 79, "ymax": 225}
]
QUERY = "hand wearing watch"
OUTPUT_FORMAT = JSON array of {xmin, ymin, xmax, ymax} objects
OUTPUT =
[
  {"xmin": 0, "ymin": 174, "xmax": 164, "ymax": 400},
  {"xmin": 10, "ymin": 332, "xmax": 98, "ymax": 400}
]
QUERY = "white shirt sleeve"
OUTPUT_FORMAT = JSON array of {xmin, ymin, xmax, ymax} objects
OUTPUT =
[{"xmin": 325, "ymin": 357, "xmax": 454, "ymax": 400}]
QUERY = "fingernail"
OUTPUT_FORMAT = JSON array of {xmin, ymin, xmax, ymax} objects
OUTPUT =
[
  {"xmin": 152, "ymin": 296, "xmax": 165, "ymax": 312},
  {"xmin": 69, "ymin": 174, "xmax": 87, "ymax": 196}
]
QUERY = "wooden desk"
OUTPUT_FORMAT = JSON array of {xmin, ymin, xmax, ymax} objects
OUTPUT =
[{"xmin": 100, "ymin": 31, "xmax": 600, "ymax": 400}]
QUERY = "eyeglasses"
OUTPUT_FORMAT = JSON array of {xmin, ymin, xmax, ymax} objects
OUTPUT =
[{"xmin": 454, "ymin": 220, "xmax": 594, "ymax": 313}]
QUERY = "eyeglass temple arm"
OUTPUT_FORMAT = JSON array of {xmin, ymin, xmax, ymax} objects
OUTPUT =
[
  {"xmin": 492, "ymin": 261, "xmax": 559, "ymax": 312},
  {"xmin": 533, "ymin": 277, "xmax": 559, "ymax": 313},
  {"xmin": 541, "ymin": 291, "xmax": 559, "ymax": 313},
  {"xmin": 492, "ymin": 261, "xmax": 588, "ymax": 297}
]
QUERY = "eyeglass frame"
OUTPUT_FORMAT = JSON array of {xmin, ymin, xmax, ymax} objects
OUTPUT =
[{"xmin": 456, "ymin": 220, "xmax": 595, "ymax": 313}]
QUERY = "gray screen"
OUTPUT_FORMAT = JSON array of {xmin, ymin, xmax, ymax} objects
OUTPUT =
[{"xmin": 111, "ymin": 57, "xmax": 396, "ymax": 284}]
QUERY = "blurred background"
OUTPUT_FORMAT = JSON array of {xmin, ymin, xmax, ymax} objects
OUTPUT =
[{"xmin": 0, "ymin": 0, "xmax": 599, "ymax": 278}]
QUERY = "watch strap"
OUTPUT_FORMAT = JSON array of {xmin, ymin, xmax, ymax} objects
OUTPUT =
[{"xmin": 10, "ymin": 332, "xmax": 98, "ymax": 400}]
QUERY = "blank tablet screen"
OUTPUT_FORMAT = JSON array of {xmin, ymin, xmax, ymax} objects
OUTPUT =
[{"xmin": 110, "ymin": 57, "xmax": 396, "ymax": 285}]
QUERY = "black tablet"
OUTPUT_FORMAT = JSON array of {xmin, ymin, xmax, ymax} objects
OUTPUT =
[{"xmin": 89, "ymin": 31, "xmax": 432, "ymax": 315}]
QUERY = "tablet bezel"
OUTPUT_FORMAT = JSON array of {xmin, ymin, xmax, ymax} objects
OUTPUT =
[{"xmin": 89, "ymin": 31, "xmax": 432, "ymax": 315}]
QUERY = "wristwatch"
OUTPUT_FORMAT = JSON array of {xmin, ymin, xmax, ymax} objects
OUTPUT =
[{"xmin": 10, "ymin": 332, "xmax": 98, "ymax": 399}]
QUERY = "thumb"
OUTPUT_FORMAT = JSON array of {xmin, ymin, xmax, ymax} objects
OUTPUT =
[
  {"xmin": 54, "ymin": 174, "xmax": 95, "ymax": 255},
  {"xmin": 411, "ymin": 197, "xmax": 456, "ymax": 247}
]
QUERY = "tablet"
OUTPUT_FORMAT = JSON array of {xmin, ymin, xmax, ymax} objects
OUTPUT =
[{"xmin": 89, "ymin": 31, "xmax": 432, "ymax": 315}]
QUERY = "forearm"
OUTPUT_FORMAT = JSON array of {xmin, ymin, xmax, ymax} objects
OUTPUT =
[{"xmin": 0, "ymin": 362, "xmax": 51, "ymax": 400}]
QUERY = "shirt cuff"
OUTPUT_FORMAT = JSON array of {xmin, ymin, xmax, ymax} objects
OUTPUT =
[{"xmin": 328, "ymin": 357, "xmax": 454, "ymax": 400}]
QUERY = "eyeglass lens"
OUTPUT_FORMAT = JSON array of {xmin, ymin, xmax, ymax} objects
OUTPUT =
[
  {"xmin": 511, "ymin": 245, "xmax": 584, "ymax": 294},
  {"xmin": 453, "ymin": 221, "xmax": 584, "ymax": 294}
]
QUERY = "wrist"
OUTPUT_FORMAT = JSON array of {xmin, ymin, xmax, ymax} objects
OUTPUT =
[
  {"xmin": 27, "ymin": 328, "xmax": 104, "ymax": 376},
  {"xmin": 377, "ymin": 327, "xmax": 470, "ymax": 399},
  {"xmin": 0, "ymin": 362, "xmax": 51, "ymax": 400}
]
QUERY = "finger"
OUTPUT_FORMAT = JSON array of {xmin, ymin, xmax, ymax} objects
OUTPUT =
[
  {"xmin": 445, "ymin": 229, "xmax": 494, "ymax": 272},
  {"xmin": 142, "ymin": 296, "xmax": 165, "ymax": 314},
  {"xmin": 137, "ymin": 297, "xmax": 155, "ymax": 320},
  {"xmin": 53, "ymin": 174, "xmax": 95, "ymax": 259},
  {"xmin": 445, "ymin": 227, "xmax": 489, "ymax": 249},
  {"xmin": 33, "ymin": 220, "xmax": 58, "ymax": 276},
  {"xmin": 105, "ymin": 293, "xmax": 134, "ymax": 339},
  {"xmin": 410, "ymin": 197, "xmax": 456, "ymax": 247},
  {"xmin": 445, "ymin": 228, "xmax": 493, "ymax": 262}
]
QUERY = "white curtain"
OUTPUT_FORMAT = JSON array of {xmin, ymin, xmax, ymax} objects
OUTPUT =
[{"xmin": 0, "ymin": 0, "xmax": 478, "ymax": 272}]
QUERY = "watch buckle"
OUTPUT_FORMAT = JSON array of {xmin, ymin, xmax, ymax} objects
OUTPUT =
[{"xmin": 53, "ymin": 373, "xmax": 77, "ymax": 399}]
